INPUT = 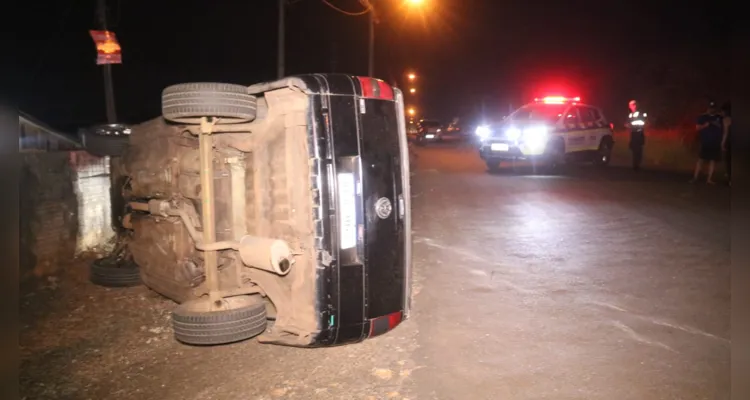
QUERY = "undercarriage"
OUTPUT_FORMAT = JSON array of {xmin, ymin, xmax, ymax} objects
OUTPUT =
[{"xmin": 119, "ymin": 82, "xmax": 322, "ymax": 346}]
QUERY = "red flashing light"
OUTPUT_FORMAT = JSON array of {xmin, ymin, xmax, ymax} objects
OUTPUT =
[
  {"xmin": 357, "ymin": 77, "xmax": 395, "ymax": 101},
  {"xmin": 535, "ymin": 96, "xmax": 581, "ymax": 104}
]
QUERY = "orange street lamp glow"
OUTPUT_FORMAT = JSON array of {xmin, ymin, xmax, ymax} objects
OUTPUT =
[
  {"xmin": 408, "ymin": 108, "xmax": 416, "ymax": 116},
  {"xmin": 406, "ymin": 0, "xmax": 425, "ymax": 5},
  {"xmin": 410, "ymin": 88, "xmax": 416, "ymax": 94},
  {"xmin": 408, "ymin": 73, "xmax": 416, "ymax": 81}
]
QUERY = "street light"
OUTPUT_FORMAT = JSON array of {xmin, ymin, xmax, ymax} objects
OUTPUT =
[
  {"xmin": 408, "ymin": 73, "xmax": 416, "ymax": 81},
  {"xmin": 365, "ymin": 1, "xmax": 428, "ymax": 77},
  {"xmin": 408, "ymin": 107, "xmax": 416, "ymax": 116},
  {"xmin": 410, "ymin": 88, "xmax": 416, "ymax": 94}
]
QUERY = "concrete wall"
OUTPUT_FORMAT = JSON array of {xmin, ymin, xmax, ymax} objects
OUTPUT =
[{"xmin": 20, "ymin": 151, "xmax": 115, "ymax": 281}]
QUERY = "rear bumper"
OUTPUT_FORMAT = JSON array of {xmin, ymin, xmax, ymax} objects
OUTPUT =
[{"xmin": 316, "ymin": 310, "xmax": 405, "ymax": 346}]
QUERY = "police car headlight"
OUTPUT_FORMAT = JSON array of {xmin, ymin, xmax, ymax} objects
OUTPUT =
[
  {"xmin": 475, "ymin": 125, "xmax": 491, "ymax": 138},
  {"xmin": 523, "ymin": 126, "xmax": 548, "ymax": 142},
  {"xmin": 505, "ymin": 127, "xmax": 521, "ymax": 141}
]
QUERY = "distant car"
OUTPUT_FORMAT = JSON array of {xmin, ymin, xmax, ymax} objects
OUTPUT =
[
  {"xmin": 476, "ymin": 96, "xmax": 615, "ymax": 172},
  {"xmin": 414, "ymin": 120, "xmax": 444, "ymax": 145},
  {"xmin": 443, "ymin": 119, "xmax": 469, "ymax": 140}
]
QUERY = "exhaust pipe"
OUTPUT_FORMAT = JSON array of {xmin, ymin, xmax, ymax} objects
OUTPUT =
[{"xmin": 238, "ymin": 235, "xmax": 293, "ymax": 276}]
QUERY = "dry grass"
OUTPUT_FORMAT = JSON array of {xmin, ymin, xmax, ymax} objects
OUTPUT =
[{"xmin": 611, "ymin": 128, "xmax": 727, "ymax": 173}]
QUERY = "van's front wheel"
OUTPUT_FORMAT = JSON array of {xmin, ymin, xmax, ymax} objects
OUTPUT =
[
  {"xmin": 172, "ymin": 296, "xmax": 267, "ymax": 346},
  {"xmin": 595, "ymin": 139, "xmax": 613, "ymax": 166}
]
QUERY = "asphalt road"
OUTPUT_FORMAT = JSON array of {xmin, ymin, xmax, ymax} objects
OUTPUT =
[{"xmin": 21, "ymin": 141, "xmax": 730, "ymax": 400}]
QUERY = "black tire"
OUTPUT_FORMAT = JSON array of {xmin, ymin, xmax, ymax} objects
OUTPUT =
[
  {"xmin": 162, "ymin": 83, "xmax": 257, "ymax": 125},
  {"xmin": 90, "ymin": 257, "xmax": 141, "ymax": 287},
  {"xmin": 544, "ymin": 139, "xmax": 567, "ymax": 173},
  {"xmin": 486, "ymin": 160, "xmax": 502, "ymax": 173},
  {"xmin": 596, "ymin": 138, "xmax": 613, "ymax": 166},
  {"xmin": 82, "ymin": 133, "xmax": 129, "ymax": 157},
  {"xmin": 172, "ymin": 296, "xmax": 267, "ymax": 346}
]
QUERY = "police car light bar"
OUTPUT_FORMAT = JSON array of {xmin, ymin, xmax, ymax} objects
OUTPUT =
[{"xmin": 535, "ymin": 96, "xmax": 581, "ymax": 104}]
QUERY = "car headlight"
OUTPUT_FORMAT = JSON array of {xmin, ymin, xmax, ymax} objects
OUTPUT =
[
  {"xmin": 475, "ymin": 125, "xmax": 491, "ymax": 138},
  {"xmin": 505, "ymin": 127, "xmax": 521, "ymax": 141},
  {"xmin": 522, "ymin": 126, "xmax": 548, "ymax": 142}
]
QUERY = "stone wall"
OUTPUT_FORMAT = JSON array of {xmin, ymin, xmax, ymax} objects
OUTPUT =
[{"xmin": 20, "ymin": 151, "xmax": 115, "ymax": 281}]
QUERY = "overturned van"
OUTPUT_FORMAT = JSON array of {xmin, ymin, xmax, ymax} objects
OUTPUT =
[{"xmin": 111, "ymin": 75, "xmax": 412, "ymax": 347}]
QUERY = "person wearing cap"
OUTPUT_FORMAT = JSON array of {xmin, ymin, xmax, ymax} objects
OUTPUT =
[
  {"xmin": 625, "ymin": 100, "xmax": 647, "ymax": 171},
  {"xmin": 691, "ymin": 101, "xmax": 723, "ymax": 184},
  {"xmin": 720, "ymin": 102, "xmax": 731, "ymax": 186}
]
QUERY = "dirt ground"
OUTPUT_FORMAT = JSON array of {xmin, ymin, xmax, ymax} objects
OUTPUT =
[{"xmin": 20, "ymin": 142, "xmax": 730, "ymax": 399}]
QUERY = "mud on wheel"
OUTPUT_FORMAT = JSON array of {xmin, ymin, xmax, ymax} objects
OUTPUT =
[
  {"xmin": 172, "ymin": 296, "xmax": 267, "ymax": 346},
  {"xmin": 161, "ymin": 82, "xmax": 258, "ymax": 125}
]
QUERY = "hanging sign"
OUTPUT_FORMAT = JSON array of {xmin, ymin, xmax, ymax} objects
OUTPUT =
[{"xmin": 89, "ymin": 30, "xmax": 122, "ymax": 65}]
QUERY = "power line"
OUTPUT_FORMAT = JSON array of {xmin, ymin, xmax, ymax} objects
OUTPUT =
[{"xmin": 321, "ymin": 0, "xmax": 371, "ymax": 16}]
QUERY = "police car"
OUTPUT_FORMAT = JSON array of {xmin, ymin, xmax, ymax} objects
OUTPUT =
[{"xmin": 476, "ymin": 96, "xmax": 615, "ymax": 172}]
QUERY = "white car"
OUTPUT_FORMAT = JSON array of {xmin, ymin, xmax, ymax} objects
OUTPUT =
[{"xmin": 476, "ymin": 96, "xmax": 615, "ymax": 171}]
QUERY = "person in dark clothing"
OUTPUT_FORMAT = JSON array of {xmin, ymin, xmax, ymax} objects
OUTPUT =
[
  {"xmin": 721, "ymin": 102, "xmax": 731, "ymax": 186},
  {"xmin": 691, "ymin": 101, "xmax": 723, "ymax": 184},
  {"xmin": 625, "ymin": 100, "xmax": 647, "ymax": 171}
]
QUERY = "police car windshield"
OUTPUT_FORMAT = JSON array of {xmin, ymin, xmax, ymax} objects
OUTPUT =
[{"xmin": 509, "ymin": 104, "xmax": 567, "ymax": 123}]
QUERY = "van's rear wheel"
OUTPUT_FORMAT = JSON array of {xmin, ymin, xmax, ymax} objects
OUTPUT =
[
  {"xmin": 172, "ymin": 296, "xmax": 267, "ymax": 346},
  {"xmin": 161, "ymin": 83, "xmax": 257, "ymax": 125}
]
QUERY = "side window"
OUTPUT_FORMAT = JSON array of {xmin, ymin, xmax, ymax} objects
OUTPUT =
[
  {"xmin": 578, "ymin": 107, "xmax": 596, "ymax": 124},
  {"xmin": 590, "ymin": 107, "xmax": 602, "ymax": 121},
  {"xmin": 564, "ymin": 106, "xmax": 580, "ymax": 125}
]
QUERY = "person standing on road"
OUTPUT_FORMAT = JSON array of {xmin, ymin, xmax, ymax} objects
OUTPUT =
[
  {"xmin": 721, "ymin": 102, "xmax": 731, "ymax": 186},
  {"xmin": 691, "ymin": 101, "xmax": 723, "ymax": 184},
  {"xmin": 625, "ymin": 100, "xmax": 647, "ymax": 171}
]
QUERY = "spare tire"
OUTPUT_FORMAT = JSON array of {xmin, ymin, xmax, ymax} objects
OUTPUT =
[
  {"xmin": 162, "ymin": 83, "xmax": 257, "ymax": 125},
  {"xmin": 172, "ymin": 296, "xmax": 267, "ymax": 346},
  {"xmin": 90, "ymin": 257, "xmax": 141, "ymax": 287},
  {"xmin": 82, "ymin": 133, "xmax": 129, "ymax": 157}
]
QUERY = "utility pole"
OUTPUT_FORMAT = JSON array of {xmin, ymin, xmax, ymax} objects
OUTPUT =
[
  {"xmin": 277, "ymin": 0, "xmax": 285, "ymax": 79},
  {"xmin": 364, "ymin": 0, "xmax": 376, "ymax": 77},
  {"xmin": 96, "ymin": 0, "xmax": 117, "ymax": 123}
]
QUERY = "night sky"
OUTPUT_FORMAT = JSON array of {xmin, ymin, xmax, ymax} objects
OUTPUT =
[{"xmin": 10, "ymin": 0, "xmax": 730, "ymax": 131}]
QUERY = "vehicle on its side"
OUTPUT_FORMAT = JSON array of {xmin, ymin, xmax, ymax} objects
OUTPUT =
[
  {"xmin": 476, "ymin": 96, "xmax": 615, "ymax": 172},
  {"xmin": 99, "ymin": 75, "xmax": 413, "ymax": 348},
  {"xmin": 414, "ymin": 119, "xmax": 444, "ymax": 145}
]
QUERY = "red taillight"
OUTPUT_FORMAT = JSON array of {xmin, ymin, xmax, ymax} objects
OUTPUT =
[
  {"xmin": 357, "ymin": 77, "xmax": 395, "ymax": 101},
  {"xmin": 387, "ymin": 311, "xmax": 402, "ymax": 330},
  {"xmin": 368, "ymin": 311, "xmax": 403, "ymax": 337},
  {"xmin": 609, "ymin": 122, "xmax": 614, "ymax": 131}
]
